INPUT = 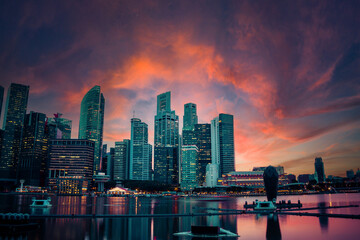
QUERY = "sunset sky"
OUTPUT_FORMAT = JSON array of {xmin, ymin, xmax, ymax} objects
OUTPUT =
[{"xmin": 1, "ymin": 0, "xmax": 359, "ymax": 177}]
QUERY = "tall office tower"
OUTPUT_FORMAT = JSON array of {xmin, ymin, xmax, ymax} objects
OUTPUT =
[
  {"xmin": 211, "ymin": 113, "xmax": 234, "ymax": 176},
  {"xmin": 154, "ymin": 92, "xmax": 179, "ymax": 184},
  {"xmin": 47, "ymin": 139, "xmax": 94, "ymax": 191},
  {"xmin": 130, "ymin": 118, "xmax": 152, "ymax": 180},
  {"xmin": 109, "ymin": 147, "xmax": 115, "ymax": 181},
  {"xmin": 0, "ymin": 85, "xmax": 4, "ymax": 120},
  {"xmin": 101, "ymin": 144, "xmax": 108, "ymax": 174},
  {"xmin": 114, "ymin": 140, "xmax": 130, "ymax": 183},
  {"xmin": 183, "ymin": 103, "xmax": 198, "ymax": 130},
  {"xmin": 48, "ymin": 113, "xmax": 72, "ymax": 139},
  {"xmin": 180, "ymin": 145, "xmax": 198, "ymax": 191},
  {"xmin": 0, "ymin": 83, "xmax": 29, "ymax": 178},
  {"xmin": 206, "ymin": 163, "xmax": 219, "ymax": 187},
  {"xmin": 194, "ymin": 124, "xmax": 211, "ymax": 185},
  {"xmin": 18, "ymin": 112, "xmax": 49, "ymax": 186},
  {"xmin": 78, "ymin": 85, "xmax": 105, "ymax": 174},
  {"xmin": 314, "ymin": 157, "xmax": 325, "ymax": 183}
]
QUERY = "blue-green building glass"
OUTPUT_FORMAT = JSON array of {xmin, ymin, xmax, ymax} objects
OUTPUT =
[
  {"xmin": 180, "ymin": 145, "xmax": 198, "ymax": 191},
  {"xmin": 194, "ymin": 123, "xmax": 211, "ymax": 185},
  {"xmin": 154, "ymin": 92, "xmax": 179, "ymax": 184},
  {"xmin": 78, "ymin": 85, "xmax": 105, "ymax": 174},
  {"xmin": 211, "ymin": 113, "xmax": 234, "ymax": 176},
  {"xmin": 0, "ymin": 83, "xmax": 29, "ymax": 179},
  {"xmin": 130, "ymin": 118, "xmax": 152, "ymax": 181}
]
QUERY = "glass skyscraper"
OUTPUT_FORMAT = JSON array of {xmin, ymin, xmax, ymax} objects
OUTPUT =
[
  {"xmin": 114, "ymin": 140, "xmax": 130, "ymax": 183},
  {"xmin": 194, "ymin": 123, "xmax": 211, "ymax": 185},
  {"xmin": 154, "ymin": 92, "xmax": 179, "ymax": 184},
  {"xmin": 130, "ymin": 118, "xmax": 152, "ymax": 181},
  {"xmin": 0, "ymin": 83, "xmax": 29, "ymax": 178},
  {"xmin": 180, "ymin": 145, "xmax": 198, "ymax": 191},
  {"xmin": 78, "ymin": 85, "xmax": 105, "ymax": 174},
  {"xmin": 18, "ymin": 112, "xmax": 49, "ymax": 186},
  {"xmin": 183, "ymin": 103, "xmax": 198, "ymax": 130},
  {"xmin": 314, "ymin": 157, "xmax": 325, "ymax": 183},
  {"xmin": 211, "ymin": 113, "xmax": 234, "ymax": 176}
]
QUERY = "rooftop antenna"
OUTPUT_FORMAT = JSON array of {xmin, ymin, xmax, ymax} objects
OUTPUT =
[{"xmin": 133, "ymin": 110, "xmax": 135, "ymax": 118}]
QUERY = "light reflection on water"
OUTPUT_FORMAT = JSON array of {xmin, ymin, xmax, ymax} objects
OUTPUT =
[{"xmin": 0, "ymin": 193, "xmax": 359, "ymax": 239}]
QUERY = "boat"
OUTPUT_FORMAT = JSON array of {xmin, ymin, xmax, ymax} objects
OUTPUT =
[
  {"xmin": 253, "ymin": 199, "xmax": 277, "ymax": 212},
  {"xmin": 174, "ymin": 225, "xmax": 239, "ymax": 238},
  {"xmin": 0, "ymin": 213, "xmax": 39, "ymax": 232},
  {"xmin": 30, "ymin": 197, "xmax": 52, "ymax": 208}
]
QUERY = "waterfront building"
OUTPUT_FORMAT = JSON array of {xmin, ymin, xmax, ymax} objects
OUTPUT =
[
  {"xmin": 78, "ymin": 85, "xmax": 105, "ymax": 174},
  {"xmin": 211, "ymin": 113, "xmax": 235, "ymax": 176},
  {"xmin": 0, "ymin": 85, "xmax": 3, "ymax": 120},
  {"xmin": 154, "ymin": 92, "xmax": 179, "ymax": 184},
  {"xmin": 130, "ymin": 118, "xmax": 152, "ymax": 181},
  {"xmin": 253, "ymin": 166, "xmax": 284, "ymax": 176},
  {"xmin": 18, "ymin": 112, "xmax": 49, "ymax": 186},
  {"xmin": 102, "ymin": 144, "xmax": 108, "ymax": 174},
  {"xmin": 47, "ymin": 139, "xmax": 94, "ymax": 192},
  {"xmin": 0, "ymin": 83, "xmax": 29, "ymax": 179},
  {"xmin": 206, "ymin": 163, "xmax": 219, "ymax": 187},
  {"xmin": 114, "ymin": 140, "xmax": 130, "ymax": 183},
  {"xmin": 57, "ymin": 176, "xmax": 86, "ymax": 195},
  {"xmin": 154, "ymin": 147, "xmax": 178, "ymax": 184},
  {"xmin": 285, "ymin": 174, "xmax": 296, "ymax": 182},
  {"xmin": 298, "ymin": 174, "xmax": 314, "ymax": 183},
  {"xmin": 314, "ymin": 157, "xmax": 325, "ymax": 183},
  {"xmin": 180, "ymin": 145, "xmax": 198, "ymax": 191},
  {"xmin": 218, "ymin": 170, "xmax": 288, "ymax": 187},
  {"xmin": 194, "ymin": 123, "xmax": 211, "ymax": 186},
  {"xmin": 346, "ymin": 169, "xmax": 355, "ymax": 179},
  {"xmin": 47, "ymin": 113, "xmax": 72, "ymax": 139},
  {"xmin": 109, "ymin": 147, "xmax": 115, "ymax": 181}
]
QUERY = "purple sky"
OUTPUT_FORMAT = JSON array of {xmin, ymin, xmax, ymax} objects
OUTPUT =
[{"xmin": 1, "ymin": 0, "xmax": 359, "ymax": 176}]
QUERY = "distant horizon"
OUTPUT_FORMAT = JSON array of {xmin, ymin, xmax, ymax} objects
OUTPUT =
[{"xmin": 1, "ymin": 1, "xmax": 359, "ymax": 177}]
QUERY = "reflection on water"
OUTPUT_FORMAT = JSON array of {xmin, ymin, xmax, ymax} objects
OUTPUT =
[
  {"xmin": 266, "ymin": 215, "xmax": 281, "ymax": 240},
  {"xmin": 0, "ymin": 193, "xmax": 359, "ymax": 239}
]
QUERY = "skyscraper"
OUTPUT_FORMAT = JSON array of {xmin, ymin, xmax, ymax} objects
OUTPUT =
[
  {"xmin": 194, "ymin": 123, "xmax": 211, "ymax": 185},
  {"xmin": 0, "ymin": 83, "xmax": 29, "ymax": 178},
  {"xmin": 130, "ymin": 118, "xmax": 152, "ymax": 181},
  {"xmin": 0, "ymin": 85, "xmax": 4, "ymax": 121},
  {"xmin": 314, "ymin": 157, "xmax": 325, "ymax": 183},
  {"xmin": 211, "ymin": 113, "xmax": 234, "ymax": 176},
  {"xmin": 47, "ymin": 139, "xmax": 94, "ymax": 192},
  {"xmin": 180, "ymin": 145, "xmax": 198, "ymax": 191},
  {"xmin": 78, "ymin": 85, "xmax": 105, "ymax": 174},
  {"xmin": 48, "ymin": 113, "xmax": 72, "ymax": 139},
  {"xmin": 154, "ymin": 92, "xmax": 179, "ymax": 184},
  {"xmin": 18, "ymin": 112, "xmax": 49, "ymax": 186},
  {"xmin": 114, "ymin": 140, "xmax": 130, "ymax": 183},
  {"xmin": 183, "ymin": 103, "xmax": 198, "ymax": 130}
]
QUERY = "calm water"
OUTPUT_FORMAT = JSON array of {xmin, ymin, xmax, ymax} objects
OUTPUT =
[{"xmin": 1, "ymin": 193, "xmax": 359, "ymax": 239}]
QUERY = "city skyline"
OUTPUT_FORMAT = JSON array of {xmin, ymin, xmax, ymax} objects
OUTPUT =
[{"xmin": 1, "ymin": 1, "xmax": 359, "ymax": 177}]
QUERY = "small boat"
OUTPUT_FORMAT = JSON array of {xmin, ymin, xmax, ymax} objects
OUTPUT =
[
  {"xmin": 253, "ymin": 199, "xmax": 277, "ymax": 212},
  {"xmin": 0, "ymin": 213, "xmax": 39, "ymax": 232},
  {"xmin": 30, "ymin": 197, "xmax": 52, "ymax": 208},
  {"xmin": 174, "ymin": 225, "xmax": 239, "ymax": 238}
]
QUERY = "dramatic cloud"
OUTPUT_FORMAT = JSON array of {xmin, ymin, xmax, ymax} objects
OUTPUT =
[{"xmin": 0, "ymin": 0, "xmax": 359, "ymax": 176}]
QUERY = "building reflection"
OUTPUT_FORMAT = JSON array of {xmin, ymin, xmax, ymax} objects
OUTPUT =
[
  {"xmin": 318, "ymin": 202, "xmax": 328, "ymax": 232},
  {"xmin": 266, "ymin": 214, "xmax": 281, "ymax": 240}
]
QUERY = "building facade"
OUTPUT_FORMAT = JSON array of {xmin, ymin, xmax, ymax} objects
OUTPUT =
[
  {"xmin": 211, "ymin": 113, "xmax": 235, "ymax": 177},
  {"xmin": 47, "ymin": 139, "xmax": 94, "ymax": 191},
  {"xmin": 180, "ymin": 145, "xmax": 198, "ymax": 191},
  {"xmin": 314, "ymin": 157, "xmax": 325, "ymax": 183},
  {"xmin": 78, "ymin": 85, "xmax": 105, "ymax": 174},
  {"xmin": 154, "ymin": 92, "xmax": 179, "ymax": 184},
  {"xmin": 18, "ymin": 112, "xmax": 49, "ymax": 186},
  {"xmin": 114, "ymin": 140, "xmax": 130, "ymax": 183},
  {"xmin": 130, "ymin": 118, "xmax": 152, "ymax": 181},
  {"xmin": 0, "ymin": 85, "xmax": 3, "ymax": 120},
  {"xmin": 206, "ymin": 163, "xmax": 219, "ymax": 187},
  {"xmin": 194, "ymin": 123, "xmax": 211, "ymax": 186},
  {"xmin": 183, "ymin": 103, "xmax": 198, "ymax": 130},
  {"xmin": 0, "ymin": 83, "xmax": 29, "ymax": 179}
]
